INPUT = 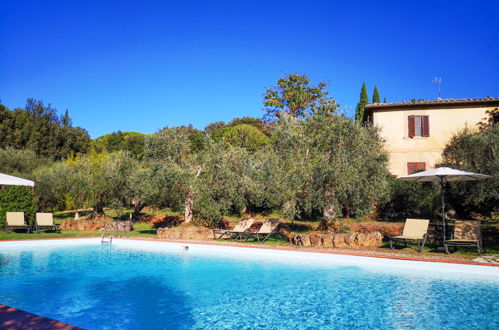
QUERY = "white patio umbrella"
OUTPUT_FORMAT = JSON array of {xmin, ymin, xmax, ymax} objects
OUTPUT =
[
  {"xmin": 398, "ymin": 167, "xmax": 492, "ymax": 243},
  {"xmin": 0, "ymin": 173, "xmax": 35, "ymax": 187}
]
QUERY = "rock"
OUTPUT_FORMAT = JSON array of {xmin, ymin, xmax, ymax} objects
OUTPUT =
[
  {"xmin": 60, "ymin": 220, "xmax": 132, "ymax": 232},
  {"xmin": 356, "ymin": 233, "xmax": 368, "ymax": 247},
  {"xmin": 157, "ymin": 226, "xmax": 212, "ymax": 240},
  {"xmin": 309, "ymin": 234, "xmax": 322, "ymax": 247},
  {"xmin": 345, "ymin": 233, "xmax": 358, "ymax": 246},
  {"xmin": 301, "ymin": 235, "xmax": 311, "ymax": 247},
  {"xmin": 321, "ymin": 234, "xmax": 334, "ymax": 248},
  {"xmin": 333, "ymin": 234, "xmax": 347, "ymax": 248}
]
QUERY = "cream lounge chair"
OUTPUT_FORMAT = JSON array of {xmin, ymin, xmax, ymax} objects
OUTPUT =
[
  {"xmin": 5, "ymin": 212, "xmax": 31, "ymax": 233},
  {"xmin": 35, "ymin": 213, "xmax": 59, "ymax": 232},
  {"xmin": 445, "ymin": 220, "xmax": 483, "ymax": 255},
  {"xmin": 242, "ymin": 219, "xmax": 280, "ymax": 242},
  {"xmin": 388, "ymin": 218, "xmax": 429, "ymax": 252},
  {"xmin": 212, "ymin": 218, "xmax": 254, "ymax": 240}
]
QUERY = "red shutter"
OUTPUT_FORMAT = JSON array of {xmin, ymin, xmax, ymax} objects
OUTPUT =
[
  {"xmin": 407, "ymin": 163, "xmax": 415, "ymax": 174},
  {"xmin": 422, "ymin": 116, "xmax": 430, "ymax": 137},
  {"xmin": 408, "ymin": 162, "xmax": 425, "ymax": 174},
  {"xmin": 408, "ymin": 116, "xmax": 415, "ymax": 138}
]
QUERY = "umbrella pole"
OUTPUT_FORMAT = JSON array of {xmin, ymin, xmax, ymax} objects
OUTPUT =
[{"xmin": 440, "ymin": 177, "xmax": 446, "ymax": 244}]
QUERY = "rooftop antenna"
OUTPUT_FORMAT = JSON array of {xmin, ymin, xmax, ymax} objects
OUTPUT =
[{"xmin": 432, "ymin": 77, "xmax": 442, "ymax": 99}]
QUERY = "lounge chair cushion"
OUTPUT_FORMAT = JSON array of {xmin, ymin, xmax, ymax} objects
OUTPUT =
[
  {"xmin": 214, "ymin": 218, "xmax": 255, "ymax": 234},
  {"xmin": 257, "ymin": 219, "xmax": 280, "ymax": 234},
  {"xmin": 453, "ymin": 220, "xmax": 480, "ymax": 241},
  {"xmin": 391, "ymin": 235, "xmax": 424, "ymax": 240},
  {"xmin": 400, "ymin": 218, "xmax": 429, "ymax": 239},
  {"xmin": 6, "ymin": 212, "xmax": 26, "ymax": 226},
  {"xmin": 447, "ymin": 239, "xmax": 479, "ymax": 243},
  {"xmin": 36, "ymin": 213, "xmax": 54, "ymax": 226}
]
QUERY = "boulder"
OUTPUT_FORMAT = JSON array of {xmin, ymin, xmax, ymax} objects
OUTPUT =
[
  {"xmin": 60, "ymin": 220, "xmax": 133, "ymax": 232},
  {"xmin": 333, "ymin": 234, "xmax": 347, "ymax": 248},
  {"xmin": 157, "ymin": 226, "xmax": 212, "ymax": 240},
  {"xmin": 309, "ymin": 234, "xmax": 322, "ymax": 247},
  {"xmin": 345, "ymin": 233, "xmax": 358, "ymax": 246},
  {"xmin": 321, "ymin": 234, "xmax": 334, "ymax": 248}
]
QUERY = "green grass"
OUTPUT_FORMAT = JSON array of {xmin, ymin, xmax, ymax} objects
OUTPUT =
[{"xmin": 1, "ymin": 208, "xmax": 497, "ymax": 260}]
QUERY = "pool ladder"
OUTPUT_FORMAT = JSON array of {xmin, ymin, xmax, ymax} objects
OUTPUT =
[{"xmin": 101, "ymin": 221, "xmax": 128, "ymax": 244}]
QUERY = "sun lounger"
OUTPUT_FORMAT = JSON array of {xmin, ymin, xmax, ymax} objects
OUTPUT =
[
  {"xmin": 388, "ymin": 218, "xmax": 429, "ymax": 252},
  {"xmin": 241, "ymin": 219, "xmax": 280, "ymax": 242},
  {"xmin": 445, "ymin": 220, "xmax": 483, "ymax": 254},
  {"xmin": 212, "ymin": 218, "xmax": 254, "ymax": 240},
  {"xmin": 5, "ymin": 212, "xmax": 31, "ymax": 233},
  {"xmin": 35, "ymin": 213, "xmax": 59, "ymax": 232}
]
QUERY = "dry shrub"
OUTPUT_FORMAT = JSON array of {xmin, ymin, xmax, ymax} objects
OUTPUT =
[{"xmin": 352, "ymin": 223, "xmax": 402, "ymax": 236}]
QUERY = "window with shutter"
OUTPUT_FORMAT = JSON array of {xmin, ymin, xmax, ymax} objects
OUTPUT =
[
  {"xmin": 408, "ymin": 116, "xmax": 415, "ymax": 137},
  {"xmin": 408, "ymin": 115, "xmax": 429, "ymax": 137},
  {"xmin": 422, "ymin": 116, "xmax": 429, "ymax": 137},
  {"xmin": 407, "ymin": 162, "xmax": 426, "ymax": 174}
]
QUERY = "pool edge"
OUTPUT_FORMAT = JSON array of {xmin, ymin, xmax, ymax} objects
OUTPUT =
[{"xmin": 1, "ymin": 236, "xmax": 497, "ymax": 267}]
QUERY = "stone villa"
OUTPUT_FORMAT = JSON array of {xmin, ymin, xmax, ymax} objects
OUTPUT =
[{"xmin": 365, "ymin": 97, "xmax": 499, "ymax": 177}]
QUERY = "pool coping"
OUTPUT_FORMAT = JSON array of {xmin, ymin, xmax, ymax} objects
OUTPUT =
[
  {"xmin": 1, "ymin": 236, "xmax": 498, "ymax": 267},
  {"xmin": 0, "ymin": 304, "xmax": 82, "ymax": 330}
]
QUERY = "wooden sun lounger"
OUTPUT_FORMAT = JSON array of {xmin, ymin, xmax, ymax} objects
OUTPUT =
[
  {"xmin": 241, "ymin": 219, "xmax": 280, "ymax": 242},
  {"xmin": 445, "ymin": 220, "xmax": 483, "ymax": 254},
  {"xmin": 35, "ymin": 213, "xmax": 59, "ymax": 232},
  {"xmin": 212, "ymin": 218, "xmax": 255, "ymax": 240},
  {"xmin": 388, "ymin": 218, "xmax": 429, "ymax": 252},
  {"xmin": 5, "ymin": 212, "xmax": 31, "ymax": 233}
]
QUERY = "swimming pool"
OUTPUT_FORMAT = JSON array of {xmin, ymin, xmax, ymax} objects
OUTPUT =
[{"xmin": 0, "ymin": 239, "xmax": 498, "ymax": 329}]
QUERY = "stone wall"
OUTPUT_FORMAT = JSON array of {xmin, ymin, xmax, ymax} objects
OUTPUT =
[
  {"xmin": 60, "ymin": 220, "xmax": 133, "ymax": 232},
  {"xmin": 289, "ymin": 232, "xmax": 383, "ymax": 248},
  {"xmin": 157, "ymin": 226, "xmax": 213, "ymax": 240}
]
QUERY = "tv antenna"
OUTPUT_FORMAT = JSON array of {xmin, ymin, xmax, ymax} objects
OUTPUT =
[{"xmin": 432, "ymin": 77, "xmax": 442, "ymax": 99}]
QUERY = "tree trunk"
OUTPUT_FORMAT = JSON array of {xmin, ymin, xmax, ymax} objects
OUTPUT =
[
  {"xmin": 91, "ymin": 203, "xmax": 105, "ymax": 219},
  {"xmin": 184, "ymin": 193, "xmax": 193, "ymax": 223},
  {"xmin": 131, "ymin": 196, "xmax": 145, "ymax": 217},
  {"xmin": 323, "ymin": 184, "xmax": 336, "ymax": 220}
]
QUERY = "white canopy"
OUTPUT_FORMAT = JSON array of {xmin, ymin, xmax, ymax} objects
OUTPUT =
[
  {"xmin": 0, "ymin": 173, "xmax": 35, "ymax": 187},
  {"xmin": 398, "ymin": 167, "xmax": 492, "ymax": 182}
]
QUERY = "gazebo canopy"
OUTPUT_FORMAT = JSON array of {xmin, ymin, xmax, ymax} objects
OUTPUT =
[{"xmin": 0, "ymin": 173, "xmax": 35, "ymax": 187}]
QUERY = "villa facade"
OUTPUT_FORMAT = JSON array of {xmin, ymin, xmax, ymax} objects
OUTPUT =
[{"xmin": 365, "ymin": 97, "xmax": 499, "ymax": 177}]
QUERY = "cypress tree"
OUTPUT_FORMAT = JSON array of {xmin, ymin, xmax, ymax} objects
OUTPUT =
[
  {"xmin": 372, "ymin": 86, "xmax": 381, "ymax": 103},
  {"xmin": 62, "ymin": 109, "xmax": 71, "ymax": 127},
  {"xmin": 383, "ymin": 97, "xmax": 387, "ymax": 103},
  {"xmin": 355, "ymin": 82, "xmax": 369, "ymax": 122}
]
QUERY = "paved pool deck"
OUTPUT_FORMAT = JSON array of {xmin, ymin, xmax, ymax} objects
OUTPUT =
[{"xmin": 0, "ymin": 304, "xmax": 81, "ymax": 330}]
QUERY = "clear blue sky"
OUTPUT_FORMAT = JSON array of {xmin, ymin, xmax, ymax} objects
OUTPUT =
[{"xmin": 1, "ymin": 1, "xmax": 498, "ymax": 138}]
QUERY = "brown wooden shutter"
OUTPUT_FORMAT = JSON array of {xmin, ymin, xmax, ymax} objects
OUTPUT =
[
  {"xmin": 408, "ymin": 116, "xmax": 415, "ymax": 138},
  {"xmin": 422, "ymin": 116, "xmax": 430, "ymax": 137}
]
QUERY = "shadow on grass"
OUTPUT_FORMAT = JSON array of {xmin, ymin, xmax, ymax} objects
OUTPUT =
[{"xmin": 285, "ymin": 223, "xmax": 313, "ymax": 233}]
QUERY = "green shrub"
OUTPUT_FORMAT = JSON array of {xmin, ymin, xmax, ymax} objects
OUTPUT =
[
  {"xmin": 377, "ymin": 175, "xmax": 440, "ymax": 222},
  {"xmin": 0, "ymin": 186, "xmax": 36, "ymax": 227}
]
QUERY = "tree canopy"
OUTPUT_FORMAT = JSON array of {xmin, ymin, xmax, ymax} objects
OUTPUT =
[
  {"xmin": 263, "ymin": 74, "xmax": 333, "ymax": 122},
  {"xmin": 0, "ymin": 99, "xmax": 91, "ymax": 160}
]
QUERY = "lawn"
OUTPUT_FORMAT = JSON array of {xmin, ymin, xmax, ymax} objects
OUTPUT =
[{"xmin": 1, "ymin": 208, "xmax": 497, "ymax": 261}]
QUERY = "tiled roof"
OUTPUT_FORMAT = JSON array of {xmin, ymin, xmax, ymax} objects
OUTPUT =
[{"xmin": 365, "ymin": 97, "xmax": 499, "ymax": 110}]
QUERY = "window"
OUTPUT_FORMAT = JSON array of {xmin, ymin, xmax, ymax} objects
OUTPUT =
[
  {"xmin": 407, "ymin": 162, "xmax": 426, "ymax": 175},
  {"xmin": 408, "ymin": 115, "xmax": 429, "ymax": 137}
]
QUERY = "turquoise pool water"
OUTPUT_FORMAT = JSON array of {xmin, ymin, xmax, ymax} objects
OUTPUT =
[{"xmin": 0, "ymin": 241, "xmax": 497, "ymax": 329}]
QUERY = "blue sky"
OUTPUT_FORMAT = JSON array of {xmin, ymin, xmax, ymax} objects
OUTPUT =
[{"xmin": 1, "ymin": 1, "xmax": 498, "ymax": 138}]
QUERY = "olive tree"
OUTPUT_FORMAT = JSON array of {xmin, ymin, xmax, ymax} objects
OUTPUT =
[{"xmin": 439, "ymin": 124, "xmax": 499, "ymax": 216}]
